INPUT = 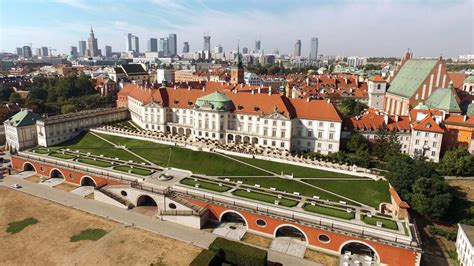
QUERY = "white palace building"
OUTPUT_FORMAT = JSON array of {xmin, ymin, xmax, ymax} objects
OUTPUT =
[{"xmin": 117, "ymin": 81, "xmax": 343, "ymax": 154}]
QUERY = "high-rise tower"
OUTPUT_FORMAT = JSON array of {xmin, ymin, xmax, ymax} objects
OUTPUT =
[
  {"xmin": 168, "ymin": 33, "xmax": 177, "ymax": 56},
  {"xmin": 203, "ymin": 35, "xmax": 211, "ymax": 52},
  {"xmin": 309, "ymin": 37, "xmax": 318, "ymax": 61},
  {"xmin": 294, "ymin": 40, "xmax": 301, "ymax": 57},
  {"xmin": 87, "ymin": 26, "xmax": 99, "ymax": 57}
]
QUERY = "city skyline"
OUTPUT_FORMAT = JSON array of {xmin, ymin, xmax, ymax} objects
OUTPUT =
[{"xmin": 0, "ymin": 0, "xmax": 472, "ymax": 57}]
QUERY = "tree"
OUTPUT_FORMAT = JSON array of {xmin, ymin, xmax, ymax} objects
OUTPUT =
[
  {"xmin": 9, "ymin": 92, "xmax": 22, "ymax": 104},
  {"xmin": 373, "ymin": 128, "xmax": 402, "ymax": 160},
  {"xmin": 28, "ymin": 87, "xmax": 49, "ymax": 101},
  {"xmin": 411, "ymin": 177, "xmax": 452, "ymax": 220},
  {"xmin": 338, "ymin": 98, "xmax": 367, "ymax": 117},
  {"xmin": 61, "ymin": 104, "xmax": 76, "ymax": 114},
  {"xmin": 346, "ymin": 132, "xmax": 369, "ymax": 153},
  {"xmin": 439, "ymin": 147, "xmax": 474, "ymax": 176},
  {"xmin": 0, "ymin": 85, "xmax": 13, "ymax": 101},
  {"xmin": 385, "ymin": 154, "xmax": 415, "ymax": 200}
]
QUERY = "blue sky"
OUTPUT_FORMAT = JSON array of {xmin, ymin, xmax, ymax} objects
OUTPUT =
[{"xmin": 0, "ymin": 0, "xmax": 472, "ymax": 57}]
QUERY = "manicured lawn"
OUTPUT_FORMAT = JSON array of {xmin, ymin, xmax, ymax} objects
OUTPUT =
[
  {"xmin": 6, "ymin": 217, "xmax": 38, "ymax": 234},
  {"xmin": 55, "ymin": 132, "xmax": 145, "ymax": 163},
  {"xmin": 231, "ymin": 156, "xmax": 361, "ymax": 178},
  {"xmin": 98, "ymin": 133, "xmax": 268, "ymax": 176},
  {"xmin": 49, "ymin": 152, "xmax": 76, "ymax": 160},
  {"xmin": 302, "ymin": 179, "xmax": 390, "ymax": 208},
  {"xmin": 180, "ymin": 178, "xmax": 231, "ymax": 192},
  {"xmin": 303, "ymin": 203, "xmax": 355, "ymax": 220},
  {"xmin": 232, "ymin": 189, "xmax": 299, "ymax": 207},
  {"xmin": 31, "ymin": 149, "xmax": 50, "ymax": 154},
  {"xmin": 362, "ymin": 215, "xmax": 399, "ymax": 230},
  {"xmin": 77, "ymin": 157, "xmax": 114, "ymax": 168},
  {"xmin": 227, "ymin": 177, "xmax": 353, "ymax": 204},
  {"xmin": 113, "ymin": 165, "xmax": 154, "ymax": 176},
  {"xmin": 70, "ymin": 228, "xmax": 108, "ymax": 242}
]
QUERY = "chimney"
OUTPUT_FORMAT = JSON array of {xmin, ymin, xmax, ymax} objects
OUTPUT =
[
  {"xmin": 202, "ymin": 87, "xmax": 205, "ymax": 92},
  {"xmin": 306, "ymin": 97, "xmax": 310, "ymax": 102},
  {"xmin": 268, "ymin": 89, "xmax": 272, "ymax": 95},
  {"xmin": 188, "ymin": 86, "xmax": 191, "ymax": 91},
  {"xmin": 258, "ymin": 87, "xmax": 261, "ymax": 94},
  {"xmin": 234, "ymin": 89, "xmax": 237, "ymax": 94},
  {"xmin": 383, "ymin": 113, "xmax": 389, "ymax": 125},
  {"xmin": 395, "ymin": 115, "xmax": 399, "ymax": 122},
  {"xmin": 240, "ymin": 83, "xmax": 243, "ymax": 88},
  {"xmin": 174, "ymin": 85, "xmax": 177, "ymax": 90},
  {"xmin": 251, "ymin": 90, "xmax": 255, "ymax": 95},
  {"xmin": 327, "ymin": 99, "xmax": 331, "ymax": 103},
  {"xmin": 345, "ymin": 77, "xmax": 348, "ymax": 84},
  {"xmin": 464, "ymin": 115, "xmax": 467, "ymax": 122}
]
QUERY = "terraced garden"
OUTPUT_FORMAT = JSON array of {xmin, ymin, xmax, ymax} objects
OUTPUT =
[
  {"xmin": 361, "ymin": 215, "xmax": 399, "ymax": 230},
  {"xmin": 180, "ymin": 178, "xmax": 231, "ymax": 192},
  {"xmin": 303, "ymin": 203, "xmax": 355, "ymax": 220},
  {"xmin": 232, "ymin": 189, "xmax": 299, "ymax": 207}
]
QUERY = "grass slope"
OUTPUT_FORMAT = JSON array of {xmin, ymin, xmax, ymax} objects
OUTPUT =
[
  {"xmin": 77, "ymin": 158, "xmax": 114, "ymax": 167},
  {"xmin": 55, "ymin": 133, "xmax": 144, "ymax": 163},
  {"xmin": 231, "ymin": 156, "xmax": 361, "ymax": 178},
  {"xmin": 232, "ymin": 189, "xmax": 298, "ymax": 207},
  {"xmin": 303, "ymin": 203, "xmax": 355, "ymax": 220},
  {"xmin": 180, "ymin": 178, "xmax": 231, "ymax": 192},
  {"xmin": 227, "ymin": 177, "xmax": 352, "ymax": 204},
  {"xmin": 362, "ymin": 215, "xmax": 399, "ymax": 230},
  {"xmin": 113, "ymin": 165, "xmax": 154, "ymax": 176},
  {"xmin": 302, "ymin": 179, "xmax": 390, "ymax": 208},
  {"xmin": 98, "ymin": 133, "xmax": 268, "ymax": 176}
]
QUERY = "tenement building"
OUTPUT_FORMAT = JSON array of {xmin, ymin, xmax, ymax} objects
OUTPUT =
[{"xmin": 117, "ymin": 82, "xmax": 342, "ymax": 154}]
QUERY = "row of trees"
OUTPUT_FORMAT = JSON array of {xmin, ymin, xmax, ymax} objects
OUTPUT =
[
  {"xmin": 8, "ymin": 74, "xmax": 116, "ymax": 115},
  {"xmin": 337, "ymin": 98, "xmax": 368, "ymax": 117}
]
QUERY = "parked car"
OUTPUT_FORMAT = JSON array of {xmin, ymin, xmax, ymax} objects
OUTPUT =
[{"xmin": 11, "ymin": 183, "xmax": 22, "ymax": 189}]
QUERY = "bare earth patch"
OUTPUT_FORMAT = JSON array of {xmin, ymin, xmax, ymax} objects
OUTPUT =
[
  {"xmin": 241, "ymin": 232, "xmax": 272, "ymax": 248},
  {"xmin": 448, "ymin": 179, "xmax": 474, "ymax": 201},
  {"xmin": 25, "ymin": 175, "xmax": 44, "ymax": 183},
  {"xmin": 0, "ymin": 186, "xmax": 201, "ymax": 265},
  {"xmin": 53, "ymin": 182, "xmax": 78, "ymax": 192},
  {"xmin": 305, "ymin": 249, "xmax": 339, "ymax": 266}
]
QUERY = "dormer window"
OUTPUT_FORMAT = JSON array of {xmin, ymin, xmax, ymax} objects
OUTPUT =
[
  {"xmin": 254, "ymin": 106, "xmax": 260, "ymax": 111},
  {"xmin": 188, "ymin": 101, "xmax": 193, "ymax": 105},
  {"xmin": 238, "ymin": 104, "xmax": 243, "ymax": 110},
  {"xmin": 174, "ymin": 99, "xmax": 179, "ymax": 104}
]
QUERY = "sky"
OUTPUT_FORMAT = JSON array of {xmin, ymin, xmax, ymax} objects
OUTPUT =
[{"xmin": 0, "ymin": 0, "xmax": 473, "ymax": 57}]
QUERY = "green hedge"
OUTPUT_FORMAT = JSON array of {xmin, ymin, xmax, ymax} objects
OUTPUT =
[
  {"xmin": 190, "ymin": 249, "xmax": 222, "ymax": 266},
  {"xmin": 209, "ymin": 237, "xmax": 267, "ymax": 266}
]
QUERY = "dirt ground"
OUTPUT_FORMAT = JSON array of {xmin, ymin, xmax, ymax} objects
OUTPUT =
[
  {"xmin": 241, "ymin": 232, "xmax": 272, "ymax": 248},
  {"xmin": 53, "ymin": 182, "xmax": 78, "ymax": 192},
  {"xmin": 448, "ymin": 179, "xmax": 474, "ymax": 201},
  {"xmin": 305, "ymin": 249, "xmax": 339, "ymax": 266},
  {"xmin": 25, "ymin": 175, "xmax": 44, "ymax": 183},
  {"xmin": 0, "ymin": 186, "xmax": 201, "ymax": 265}
]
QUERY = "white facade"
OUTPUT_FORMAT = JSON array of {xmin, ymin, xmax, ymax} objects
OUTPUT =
[
  {"xmin": 4, "ymin": 123, "xmax": 37, "ymax": 152},
  {"xmin": 127, "ymin": 95, "xmax": 341, "ymax": 154},
  {"xmin": 408, "ymin": 129, "xmax": 443, "ymax": 162},
  {"xmin": 157, "ymin": 68, "xmax": 175, "ymax": 83},
  {"xmin": 37, "ymin": 108, "xmax": 129, "ymax": 147},
  {"xmin": 457, "ymin": 224, "xmax": 474, "ymax": 266},
  {"xmin": 368, "ymin": 80, "xmax": 387, "ymax": 110}
]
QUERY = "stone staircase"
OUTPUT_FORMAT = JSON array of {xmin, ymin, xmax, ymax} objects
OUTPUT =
[
  {"xmin": 161, "ymin": 191, "xmax": 208, "ymax": 217},
  {"xmin": 98, "ymin": 186, "xmax": 135, "ymax": 209}
]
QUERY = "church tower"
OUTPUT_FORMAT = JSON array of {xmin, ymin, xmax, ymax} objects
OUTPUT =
[
  {"xmin": 368, "ymin": 75, "xmax": 387, "ymax": 111},
  {"xmin": 231, "ymin": 44, "xmax": 244, "ymax": 84}
]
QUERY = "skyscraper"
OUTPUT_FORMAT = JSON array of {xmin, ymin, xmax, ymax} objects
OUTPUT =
[
  {"xmin": 214, "ymin": 44, "xmax": 223, "ymax": 54},
  {"xmin": 309, "ymin": 37, "xmax": 318, "ymax": 61},
  {"xmin": 168, "ymin": 33, "xmax": 177, "ymax": 56},
  {"xmin": 126, "ymin": 33, "xmax": 133, "ymax": 52},
  {"xmin": 70, "ymin": 46, "xmax": 78, "ymax": 56},
  {"xmin": 294, "ymin": 40, "xmax": 301, "ymax": 57},
  {"xmin": 15, "ymin": 47, "xmax": 22, "ymax": 56},
  {"xmin": 22, "ymin": 46, "xmax": 32, "ymax": 58},
  {"xmin": 87, "ymin": 26, "xmax": 99, "ymax": 57},
  {"xmin": 182, "ymin": 42, "xmax": 190, "ymax": 53},
  {"xmin": 147, "ymin": 38, "xmax": 158, "ymax": 52},
  {"xmin": 255, "ymin": 40, "xmax": 261, "ymax": 53},
  {"xmin": 242, "ymin": 47, "xmax": 248, "ymax": 54},
  {"xmin": 203, "ymin": 35, "xmax": 211, "ymax": 52},
  {"xmin": 159, "ymin": 38, "xmax": 169, "ymax": 55},
  {"xmin": 78, "ymin": 40, "xmax": 86, "ymax": 57},
  {"xmin": 131, "ymin": 35, "xmax": 139, "ymax": 53},
  {"xmin": 35, "ymin": 48, "xmax": 41, "ymax": 57},
  {"xmin": 41, "ymin": 47, "xmax": 49, "ymax": 57},
  {"xmin": 104, "ymin": 45, "xmax": 112, "ymax": 57}
]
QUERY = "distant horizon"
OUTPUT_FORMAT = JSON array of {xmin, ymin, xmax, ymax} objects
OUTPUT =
[{"xmin": 1, "ymin": 0, "xmax": 473, "ymax": 58}]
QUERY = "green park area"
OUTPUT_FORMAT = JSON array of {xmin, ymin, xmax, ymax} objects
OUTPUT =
[
  {"xmin": 302, "ymin": 179, "xmax": 391, "ymax": 208},
  {"xmin": 362, "ymin": 215, "xmax": 399, "ymax": 230},
  {"xmin": 77, "ymin": 158, "xmax": 114, "ymax": 168},
  {"xmin": 113, "ymin": 165, "xmax": 154, "ymax": 176},
  {"xmin": 180, "ymin": 178, "xmax": 232, "ymax": 192},
  {"xmin": 232, "ymin": 189, "xmax": 299, "ymax": 207},
  {"xmin": 231, "ymin": 156, "xmax": 362, "ymax": 178},
  {"xmin": 303, "ymin": 203, "xmax": 355, "ymax": 220}
]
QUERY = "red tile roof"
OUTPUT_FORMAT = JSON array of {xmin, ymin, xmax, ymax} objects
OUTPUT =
[
  {"xmin": 448, "ymin": 72, "xmax": 467, "ymax": 89},
  {"xmin": 389, "ymin": 186, "xmax": 410, "ymax": 208},
  {"xmin": 412, "ymin": 115, "xmax": 445, "ymax": 133},
  {"xmin": 444, "ymin": 114, "xmax": 474, "ymax": 127}
]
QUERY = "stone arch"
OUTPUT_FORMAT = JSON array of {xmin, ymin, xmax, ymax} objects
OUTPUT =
[
  {"xmin": 273, "ymin": 224, "xmax": 308, "ymax": 244},
  {"xmin": 178, "ymin": 128, "xmax": 185, "ymax": 135},
  {"xmin": 185, "ymin": 128, "xmax": 192, "ymax": 136},
  {"xmin": 23, "ymin": 162, "xmax": 36, "ymax": 172},
  {"xmin": 227, "ymin": 134, "xmax": 234, "ymax": 141},
  {"xmin": 243, "ymin": 136, "xmax": 250, "ymax": 144},
  {"xmin": 166, "ymin": 126, "xmax": 171, "ymax": 132},
  {"xmin": 339, "ymin": 240, "xmax": 380, "ymax": 262},
  {"xmin": 172, "ymin": 127, "xmax": 177, "ymax": 134},
  {"xmin": 235, "ymin": 135, "xmax": 242, "ymax": 144},
  {"xmin": 219, "ymin": 210, "xmax": 249, "ymax": 229},
  {"xmin": 136, "ymin": 194, "xmax": 158, "ymax": 207},
  {"xmin": 251, "ymin": 137, "xmax": 258, "ymax": 145},
  {"xmin": 80, "ymin": 176, "xmax": 97, "ymax": 187},
  {"xmin": 49, "ymin": 168, "xmax": 65, "ymax": 179}
]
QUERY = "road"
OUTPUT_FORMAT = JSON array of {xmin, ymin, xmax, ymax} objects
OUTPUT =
[{"xmin": 0, "ymin": 174, "xmax": 321, "ymax": 266}]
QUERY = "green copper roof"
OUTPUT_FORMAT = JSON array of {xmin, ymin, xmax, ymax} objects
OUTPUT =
[
  {"xmin": 425, "ymin": 83, "xmax": 461, "ymax": 113},
  {"xmin": 465, "ymin": 75, "xmax": 474, "ymax": 83},
  {"xmin": 467, "ymin": 103, "xmax": 474, "ymax": 116},
  {"xmin": 196, "ymin": 91, "xmax": 233, "ymax": 111},
  {"xmin": 387, "ymin": 59, "xmax": 438, "ymax": 99},
  {"xmin": 414, "ymin": 102, "xmax": 429, "ymax": 110},
  {"xmin": 6, "ymin": 109, "xmax": 40, "ymax": 127}
]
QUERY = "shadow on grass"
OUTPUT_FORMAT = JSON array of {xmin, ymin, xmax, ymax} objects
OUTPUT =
[
  {"xmin": 70, "ymin": 228, "xmax": 108, "ymax": 242},
  {"xmin": 6, "ymin": 217, "xmax": 39, "ymax": 234}
]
